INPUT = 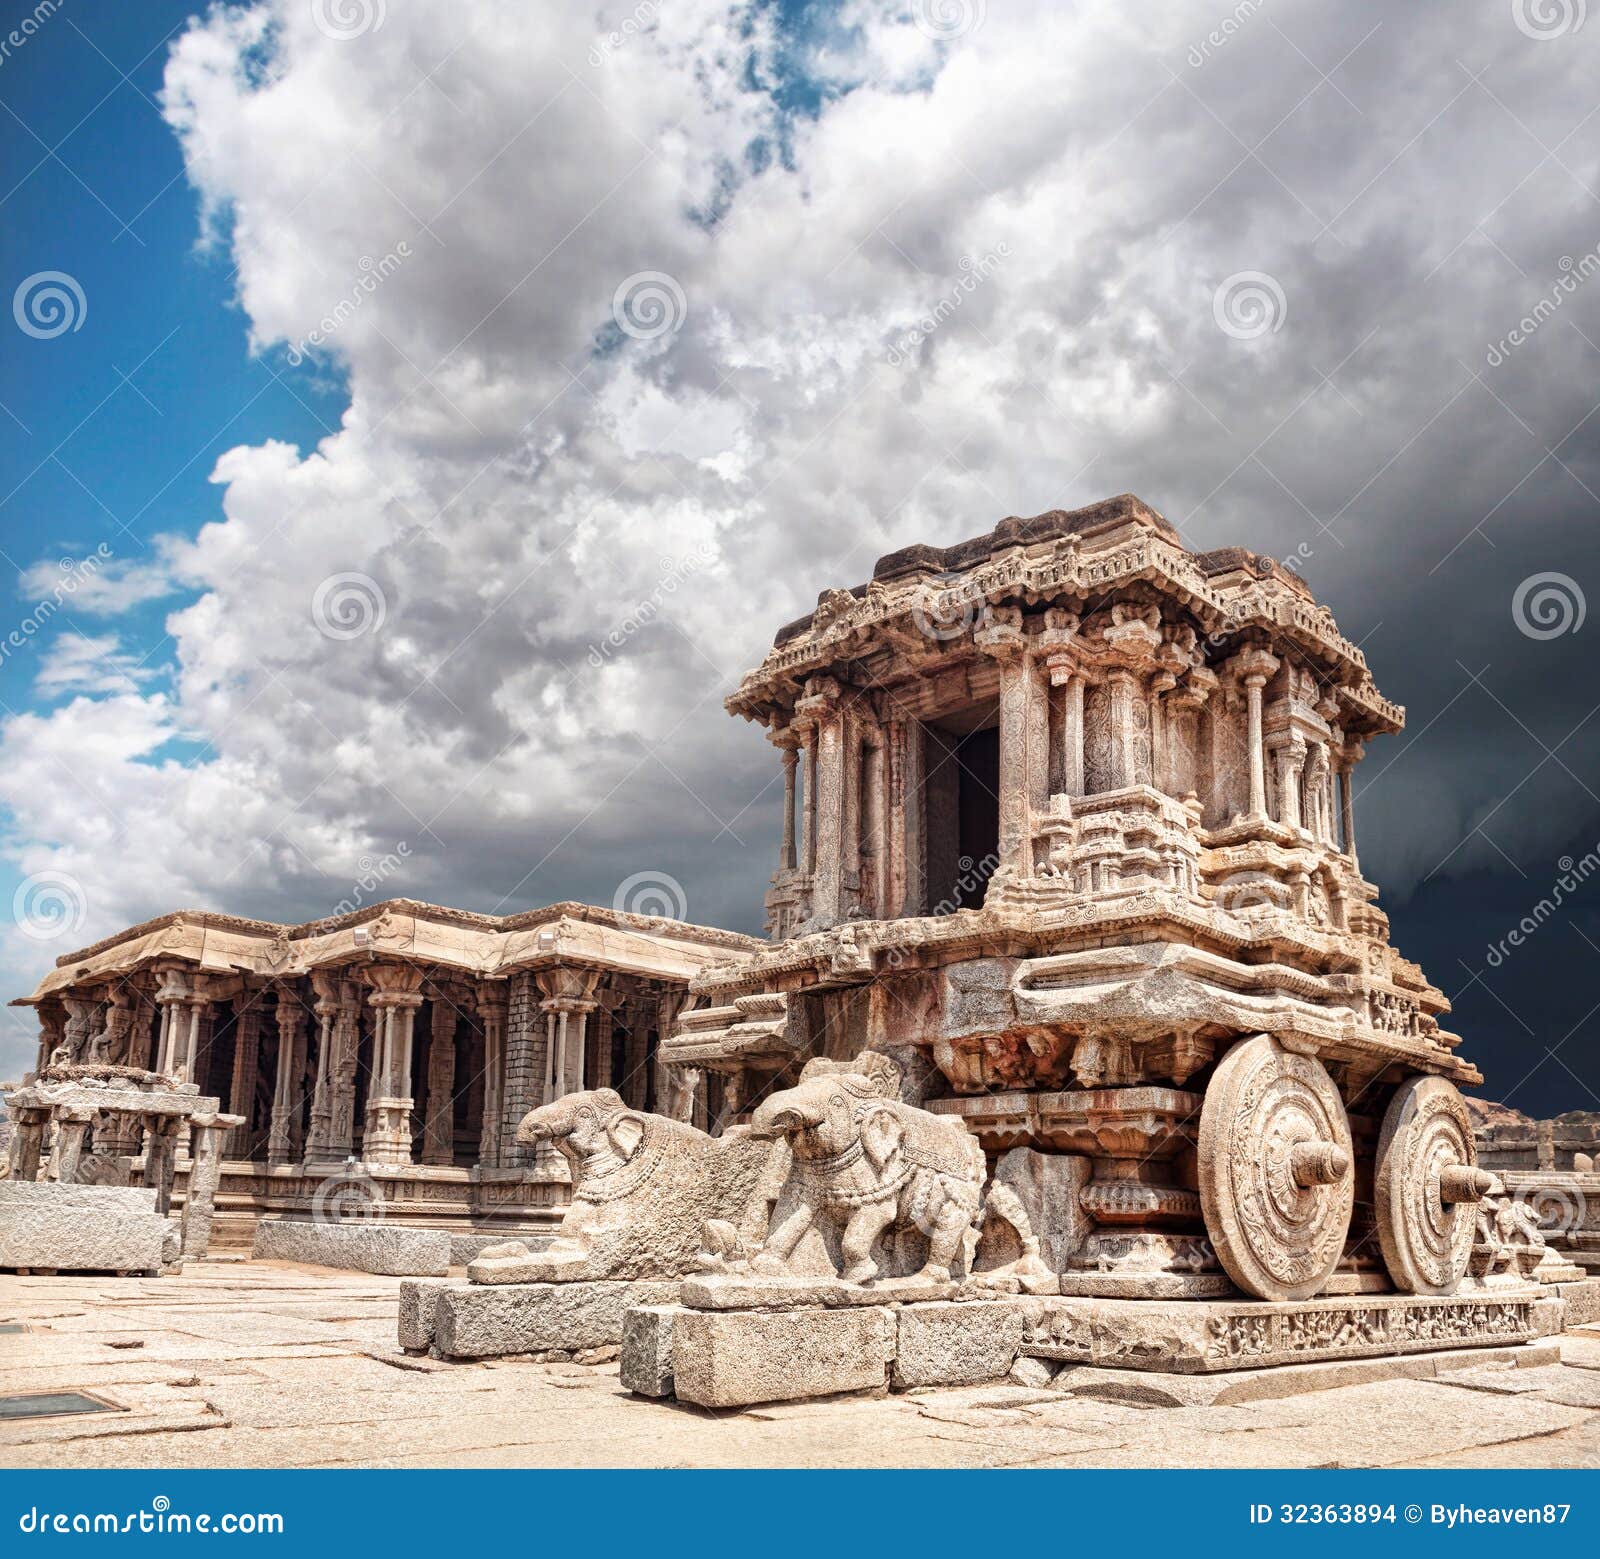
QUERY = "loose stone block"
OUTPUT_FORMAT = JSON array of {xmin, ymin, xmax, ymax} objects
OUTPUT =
[
  {"xmin": 252, "ymin": 1219, "xmax": 449, "ymax": 1276},
  {"xmin": 447, "ymin": 1231, "xmax": 551, "ymax": 1266},
  {"xmin": 620, "ymin": 1304, "xmax": 677, "ymax": 1397},
  {"xmin": 398, "ymin": 1278, "xmax": 448, "ymax": 1351},
  {"xmin": 670, "ymin": 1304, "xmax": 895, "ymax": 1408},
  {"xmin": 894, "ymin": 1300, "xmax": 1024, "ymax": 1389},
  {"xmin": 431, "ymin": 1279, "xmax": 680, "ymax": 1359},
  {"xmin": 0, "ymin": 1181, "xmax": 165, "ymax": 1273}
]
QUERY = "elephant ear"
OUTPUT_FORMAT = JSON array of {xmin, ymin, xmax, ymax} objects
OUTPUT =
[
  {"xmin": 860, "ymin": 1105, "xmax": 905, "ymax": 1173},
  {"xmin": 605, "ymin": 1110, "xmax": 648, "ymax": 1162}
]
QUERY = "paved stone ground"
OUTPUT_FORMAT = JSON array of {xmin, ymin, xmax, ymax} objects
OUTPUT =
[{"xmin": 2, "ymin": 1262, "xmax": 1598, "ymax": 1469}]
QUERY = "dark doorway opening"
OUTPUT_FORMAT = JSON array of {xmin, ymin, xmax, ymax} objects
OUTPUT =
[{"xmin": 923, "ymin": 700, "xmax": 1000, "ymax": 913}]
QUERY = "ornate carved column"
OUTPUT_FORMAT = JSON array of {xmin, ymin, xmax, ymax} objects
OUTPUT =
[
  {"xmin": 801, "ymin": 733, "xmax": 818, "ymax": 874},
  {"xmin": 1339, "ymin": 739, "xmax": 1363, "ymax": 863},
  {"xmin": 152, "ymin": 967, "xmax": 190, "ymax": 1076},
  {"xmin": 267, "ymin": 990, "xmax": 306, "ymax": 1166},
  {"xmin": 361, "ymin": 963, "xmax": 425, "ymax": 1165},
  {"xmin": 475, "ymin": 981, "xmax": 509, "ymax": 1167},
  {"xmin": 142, "ymin": 1118, "xmax": 179, "ymax": 1216},
  {"xmin": 47, "ymin": 1106, "xmax": 93, "ymax": 1181},
  {"xmin": 1274, "ymin": 735, "xmax": 1306, "ymax": 831},
  {"xmin": 977, "ymin": 609, "xmax": 1045, "ymax": 878},
  {"xmin": 778, "ymin": 742, "xmax": 798, "ymax": 871},
  {"xmin": 305, "ymin": 970, "xmax": 338, "ymax": 1161},
  {"xmin": 227, "ymin": 997, "xmax": 263, "ymax": 1157},
  {"xmin": 421, "ymin": 993, "xmax": 459, "ymax": 1165},
  {"xmin": 9, "ymin": 1107, "xmax": 49, "ymax": 1181},
  {"xmin": 1234, "ymin": 648, "xmax": 1279, "ymax": 820},
  {"xmin": 535, "ymin": 966, "xmax": 601, "ymax": 1101},
  {"xmin": 795, "ymin": 678, "xmax": 844, "ymax": 921},
  {"xmin": 180, "ymin": 1111, "xmax": 242, "ymax": 1258}
]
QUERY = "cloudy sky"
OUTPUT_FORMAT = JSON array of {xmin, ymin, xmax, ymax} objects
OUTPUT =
[{"xmin": 1, "ymin": 0, "xmax": 1598, "ymax": 1110}]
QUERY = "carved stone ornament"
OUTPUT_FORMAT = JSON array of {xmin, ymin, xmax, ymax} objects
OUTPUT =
[
  {"xmin": 1197, "ymin": 1033, "xmax": 1354, "ymax": 1301},
  {"xmin": 1374, "ymin": 1074, "xmax": 1491, "ymax": 1295}
]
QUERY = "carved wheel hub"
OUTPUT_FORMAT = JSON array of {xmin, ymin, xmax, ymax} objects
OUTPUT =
[
  {"xmin": 1199, "ymin": 1034, "xmax": 1354, "ymax": 1302},
  {"xmin": 1374, "ymin": 1075, "xmax": 1482, "ymax": 1295}
]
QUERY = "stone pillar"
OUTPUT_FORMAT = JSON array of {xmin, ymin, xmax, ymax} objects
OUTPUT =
[
  {"xmin": 10, "ymin": 1108, "xmax": 48, "ymax": 1181},
  {"xmin": 47, "ymin": 1107, "xmax": 93, "ymax": 1182},
  {"xmin": 180, "ymin": 1113, "xmax": 240, "ymax": 1259},
  {"xmin": 360, "ymin": 964, "xmax": 425, "ymax": 1165},
  {"xmin": 1149, "ymin": 673, "xmax": 1177, "ymax": 794},
  {"xmin": 475, "ymin": 982, "xmax": 509, "ymax": 1167},
  {"xmin": 978, "ymin": 614, "xmax": 1045, "ymax": 878},
  {"xmin": 779, "ymin": 744, "xmax": 798, "ymax": 871},
  {"xmin": 305, "ymin": 972, "xmax": 337, "ymax": 1161},
  {"xmin": 326, "ymin": 980, "xmax": 362, "ymax": 1159},
  {"xmin": 810, "ymin": 695, "xmax": 845, "ymax": 922},
  {"xmin": 1061, "ymin": 671, "xmax": 1086, "ymax": 796},
  {"xmin": 227, "ymin": 1001, "xmax": 262, "ymax": 1158},
  {"xmin": 1275, "ymin": 736, "xmax": 1305, "ymax": 831},
  {"xmin": 1235, "ymin": 649, "xmax": 1278, "ymax": 820},
  {"xmin": 267, "ymin": 993, "xmax": 306, "ymax": 1167},
  {"xmin": 1339, "ymin": 743, "xmax": 1362, "ymax": 863},
  {"xmin": 498, "ymin": 972, "xmax": 540, "ymax": 1168},
  {"xmin": 801, "ymin": 734, "xmax": 818, "ymax": 875},
  {"xmin": 142, "ymin": 1119, "xmax": 179, "ymax": 1216},
  {"xmin": 889, "ymin": 715, "xmax": 925, "ymax": 917},
  {"xmin": 1104, "ymin": 671, "xmax": 1139, "ymax": 792},
  {"xmin": 421, "ymin": 996, "xmax": 459, "ymax": 1165}
]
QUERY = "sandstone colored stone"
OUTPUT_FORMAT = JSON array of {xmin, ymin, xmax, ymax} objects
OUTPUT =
[
  {"xmin": 894, "ymin": 1300, "xmax": 1024, "ymax": 1389},
  {"xmin": 1558, "ymin": 1279, "xmax": 1600, "ymax": 1327},
  {"xmin": 670, "ymin": 1304, "xmax": 895, "ymax": 1408},
  {"xmin": 1009, "ymin": 1354, "xmax": 1058, "ymax": 1388},
  {"xmin": 253, "ymin": 1219, "xmax": 449, "ymax": 1276},
  {"xmin": 620, "ymin": 1304, "xmax": 677, "ymax": 1397},
  {"xmin": 431, "ymin": 1279, "xmax": 680, "ymax": 1359}
]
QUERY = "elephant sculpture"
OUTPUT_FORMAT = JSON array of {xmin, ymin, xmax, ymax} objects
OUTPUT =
[
  {"xmin": 742, "ymin": 1050, "xmax": 1046, "ymax": 1287},
  {"xmin": 467, "ymin": 1088, "xmax": 770, "ymax": 1284}
]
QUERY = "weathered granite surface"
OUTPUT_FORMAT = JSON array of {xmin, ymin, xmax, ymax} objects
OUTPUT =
[
  {"xmin": 620, "ymin": 1304, "xmax": 678, "ymax": 1397},
  {"xmin": 893, "ymin": 1299, "xmax": 1025, "ymax": 1389},
  {"xmin": 422, "ymin": 1278, "xmax": 681, "ymax": 1359},
  {"xmin": 669, "ymin": 1304, "xmax": 896, "ymax": 1408},
  {"xmin": 0, "ymin": 1181, "xmax": 167, "ymax": 1273},
  {"xmin": 252, "ymin": 1219, "xmax": 449, "ymax": 1277}
]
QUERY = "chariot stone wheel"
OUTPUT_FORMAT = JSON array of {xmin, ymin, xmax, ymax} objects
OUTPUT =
[
  {"xmin": 1374, "ymin": 1075, "xmax": 1491, "ymax": 1296},
  {"xmin": 1198, "ymin": 1034, "xmax": 1355, "ymax": 1302}
]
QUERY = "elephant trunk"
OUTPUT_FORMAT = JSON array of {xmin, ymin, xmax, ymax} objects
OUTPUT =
[{"xmin": 749, "ymin": 1093, "xmax": 817, "ymax": 1140}]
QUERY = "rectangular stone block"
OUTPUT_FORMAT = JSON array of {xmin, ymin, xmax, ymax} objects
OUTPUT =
[
  {"xmin": 670, "ymin": 1305, "xmax": 894, "ymax": 1408},
  {"xmin": 432, "ymin": 1279, "xmax": 680, "ymax": 1359},
  {"xmin": 620, "ymin": 1304, "xmax": 677, "ymax": 1397},
  {"xmin": 894, "ymin": 1300, "xmax": 1023, "ymax": 1389},
  {"xmin": 398, "ymin": 1278, "xmax": 447, "ymax": 1351},
  {"xmin": 252, "ymin": 1219, "xmax": 449, "ymax": 1276},
  {"xmin": 1019, "ymin": 1290, "xmax": 1544, "ymax": 1374},
  {"xmin": 0, "ymin": 1182, "xmax": 166, "ymax": 1273},
  {"xmin": 1557, "ymin": 1279, "xmax": 1600, "ymax": 1327}
]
